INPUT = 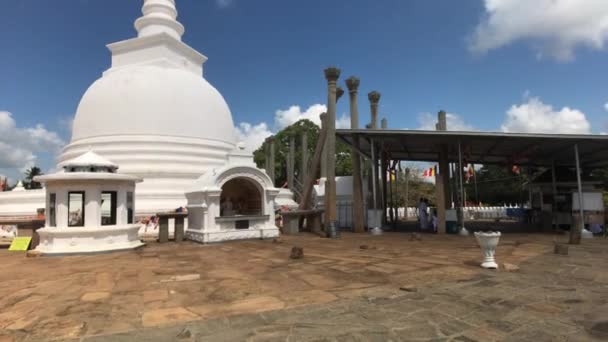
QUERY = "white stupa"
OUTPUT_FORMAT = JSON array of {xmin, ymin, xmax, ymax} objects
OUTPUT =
[
  {"xmin": 59, "ymin": 0, "xmax": 236, "ymax": 214},
  {"xmin": 0, "ymin": 0, "xmax": 283, "ymax": 244}
]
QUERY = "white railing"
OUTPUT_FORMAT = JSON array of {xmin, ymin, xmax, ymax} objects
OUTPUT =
[{"xmin": 395, "ymin": 205, "xmax": 525, "ymax": 221}]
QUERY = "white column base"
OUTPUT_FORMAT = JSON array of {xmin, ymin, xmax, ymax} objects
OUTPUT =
[
  {"xmin": 36, "ymin": 224, "xmax": 144, "ymax": 255},
  {"xmin": 186, "ymin": 227, "xmax": 279, "ymax": 244}
]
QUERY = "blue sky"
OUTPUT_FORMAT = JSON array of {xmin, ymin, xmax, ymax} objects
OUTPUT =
[{"xmin": 1, "ymin": 0, "xmax": 607, "ymax": 181}]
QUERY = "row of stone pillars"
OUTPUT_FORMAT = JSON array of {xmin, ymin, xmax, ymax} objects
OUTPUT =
[
  {"xmin": 320, "ymin": 67, "xmax": 387, "ymax": 232},
  {"xmin": 267, "ymin": 66, "xmax": 387, "ymax": 233},
  {"xmin": 264, "ymin": 133, "xmax": 309, "ymax": 197}
]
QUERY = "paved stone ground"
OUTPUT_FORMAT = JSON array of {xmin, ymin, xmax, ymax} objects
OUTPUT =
[{"xmin": 1, "ymin": 233, "xmax": 606, "ymax": 341}]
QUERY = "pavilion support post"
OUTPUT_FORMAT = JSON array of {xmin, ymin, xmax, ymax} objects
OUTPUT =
[
  {"xmin": 370, "ymin": 138, "xmax": 379, "ymax": 228},
  {"xmin": 380, "ymin": 118, "xmax": 388, "ymax": 225},
  {"xmin": 404, "ymin": 168, "xmax": 410, "ymax": 219},
  {"xmin": 299, "ymin": 113, "xmax": 329, "ymax": 211},
  {"xmin": 346, "ymin": 77, "xmax": 366, "ymax": 232},
  {"xmin": 435, "ymin": 110, "xmax": 449, "ymax": 234},
  {"xmin": 570, "ymin": 144, "xmax": 584, "ymax": 245},
  {"xmin": 381, "ymin": 150, "xmax": 388, "ymax": 225},
  {"xmin": 457, "ymin": 139, "xmax": 468, "ymax": 235},
  {"xmin": 301, "ymin": 133, "xmax": 309, "ymax": 189},
  {"xmin": 323, "ymin": 67, "xmax": 341, "ymax": 228},
  {"xmin": 288, "ymin": 135, "xmax": 295, "ymax": 190}
]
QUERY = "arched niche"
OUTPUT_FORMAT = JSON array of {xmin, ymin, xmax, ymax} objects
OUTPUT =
[{"xmin": 220, "ymin": 177, "xmax": 263, "ymax": 216}]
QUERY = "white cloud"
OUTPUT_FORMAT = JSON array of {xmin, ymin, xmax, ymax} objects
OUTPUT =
[
  {"xmin": 233, "ymin": 122, "xmax": 272, "ymax": 153},
  {"xmin": 469, "ymin": 0, "xmax": 608, "ymax": 61},
  {"xmin": 500, "ymin": 97, "xmax": 591, "ymax": 134},
  {"xmin": 274, "ymin": 104, "xmax": 327, "ymax": 130},
  {"xmin": 604, "ymin": 102, "xmax": 608, "ymax": 112},
  {"xmin": 0, "ymin": 111, "xmax": 65, "ymax": 176},
  {"xmin": 417, "ymin": 112, "xmax": 476, "ymax": 131},
  {"xmin": 235, "ymin": 104, "xmax": 350, "ymax": 152}
]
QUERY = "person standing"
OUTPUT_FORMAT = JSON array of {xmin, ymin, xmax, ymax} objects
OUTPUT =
[{"xmin": 418, "ymin": 198, "xmax": 429, "ymax": 230}]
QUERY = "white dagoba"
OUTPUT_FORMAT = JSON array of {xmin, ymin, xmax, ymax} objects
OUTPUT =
[
  {"xmin": 59, "ymin": 0, "xmax": 236, "ymax": 214},
  {"xmin": 0, "ymin": 0, "xmax": 288, "ymax": 245}
]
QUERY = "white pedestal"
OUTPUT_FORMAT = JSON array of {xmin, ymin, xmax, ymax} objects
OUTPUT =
[{"xmin": 474, "ymin": 231, "xmax": 501, "ymax": 269}]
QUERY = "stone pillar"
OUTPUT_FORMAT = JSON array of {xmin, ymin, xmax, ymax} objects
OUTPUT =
[
  {"xmin": 288, "ymin": 135, "xmax": 295, "ymax": 190},
  {"xmin": 324, "ymin": 67, "xmax": 341, "ymax": 226},
  {"xmin": 320, "ymin": 114, "xmax": 328, "ymax": 179},
  {"xmin": 368, "ymin": 91, "xmax": 381, "ymax": 208},
  {"xmin": 346, "ymin": 76, "xmax": 365, "ymax": 232},
  {"xmin": 436, "ymin": 110, "xmax": 449, "ymax": 234},
  {"xmin": 301, "ymin": 133, "xmax": 308, "ymax": 188},
  {"xmin": 269, "ymin": 137, "xmax": 275, "ymax": 187},
  {"xmin": 299, "ymin": 112, "xmax": 330, "ymax": 211},
  {"xmin": 368, "ymin": 91, "xmax": 381, "ymax": 129}
]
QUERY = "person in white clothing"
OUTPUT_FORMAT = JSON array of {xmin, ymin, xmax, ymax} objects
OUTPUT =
[{"xmin": 418, "ymin": 198, "xmax": 429, "ymax": 230}]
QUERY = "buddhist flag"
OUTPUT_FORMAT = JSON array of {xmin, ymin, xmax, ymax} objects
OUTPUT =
[{"xmin": 423, "ymin": 166, "xmax": 436, "ymax": 177}]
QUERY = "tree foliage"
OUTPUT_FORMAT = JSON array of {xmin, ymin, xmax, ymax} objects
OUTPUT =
[
  {"xmin": 464, "ymin": 165, "xmax": 528, "ymax": 206},
  {"xmin": 24, "ymin": 166, "xmax": 43, "ymax": 190},
  {"xmin": 253, "ymin": 119, "xmax": 352, "ymax": 186},
  {"xmin": 388, "ymin": 167, "xmax": 436, "ymax": 207}
]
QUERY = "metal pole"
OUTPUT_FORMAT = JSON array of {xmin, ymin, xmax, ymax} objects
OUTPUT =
[
  {"xmin": 370, "ymin": 139, "xmax": 378, "ymax": 226},
  {"xmin": 405, "ymin": 167, "xmax": 409, "ymax": 219},
  {"xmin": 572, "ymin": 144, "xmax": 585, "ymax": 244},
  {"xmin": 473, "ymin": 164, "xmax": 479, "ymax": 204},
  {"xmin": 458, "ymin": 140, "xmax": 467, "ymax": 233}
]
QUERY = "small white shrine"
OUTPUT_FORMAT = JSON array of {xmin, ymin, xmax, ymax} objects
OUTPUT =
[
  {"xmin": 34, "ymin": 151, "xmax": 144, "ymax": 255},
  {"xmin": 185, "ymin": 144, "xmax": 280, "ymax": 243}
]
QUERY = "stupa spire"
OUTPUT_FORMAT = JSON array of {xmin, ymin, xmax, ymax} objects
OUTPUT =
[{"xmin": 134, "ymin": 0, "xmax": 185, "ymax": 41}]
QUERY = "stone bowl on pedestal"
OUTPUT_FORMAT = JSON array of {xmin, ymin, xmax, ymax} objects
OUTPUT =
[{"xmin": 474, "ymin": 231, "xmax": 501, "ymax": 269}]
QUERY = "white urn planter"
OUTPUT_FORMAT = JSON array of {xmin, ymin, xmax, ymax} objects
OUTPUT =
[
  {"xmin": 474, "ymin": 231, "xmax": 501, "ymax": 269},
  {"xmin": 581, "ymin": 228, "xmax": 594, "ymax": 239}
]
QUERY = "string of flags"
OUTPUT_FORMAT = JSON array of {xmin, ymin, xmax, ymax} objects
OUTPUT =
[{"xmin": 422, "ymin": 166, "xmax": 437, "ymax": 178}]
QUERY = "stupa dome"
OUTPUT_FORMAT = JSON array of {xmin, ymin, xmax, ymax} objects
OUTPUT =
[
  {"xmin": 72, "ymin": 65, "xmax": 235, "ymax": 143},
  {"xmin": 59, "ymin": 0, "xmax": 240, "ymax": 213}
]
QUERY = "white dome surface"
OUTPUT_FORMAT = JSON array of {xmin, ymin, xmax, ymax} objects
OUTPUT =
[{"xmin": 72, "ymin": 65, "xmax": 235, "ymax": 144}]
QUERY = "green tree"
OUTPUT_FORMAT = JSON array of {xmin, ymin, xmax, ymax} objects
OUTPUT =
[
  {"xmin": 465, "ymin": 165, "xmax": 527, "ymax": 206},
  {"xmin": 24, "ymin": 166, "xmax": 43, "ymax": 190},
  {"xmin": 390, "ymin": 167, "xmax": 436, "ymax": 207},
  {"xmin": 253, "ymin": 119, "xmax": 352, "ymax": 186}
]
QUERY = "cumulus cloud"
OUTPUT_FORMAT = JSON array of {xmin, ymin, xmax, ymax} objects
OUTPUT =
[
  {"xmin": 604, "ymin": 102, "xmax": 608, "ymax": 112},
  {"xmin": 0, "ymin": 111, "xmax": 64, "ymax": 174},
  {"xmin": 234, "ymin": 104, "xmax": 351, "ymax": 152},
  {"xmin": 233, "ymin": 122, "xmax": 273, "ymax": 153},
  {"xmin": 500, "ymin": 97, "xmax": 591, "ymax": 134},
  {"xmin": 469, "ymin": 0, "xmax": 608, "ymax": 61},
  {"xmin": 417, "ymin": 112, "xmax": 476, "ymax": 131}
]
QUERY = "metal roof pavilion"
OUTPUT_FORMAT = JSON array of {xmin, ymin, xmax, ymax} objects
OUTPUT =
[{"xmin": 336, "ymin": 129, "xmax": 608, "ymax": 168}]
